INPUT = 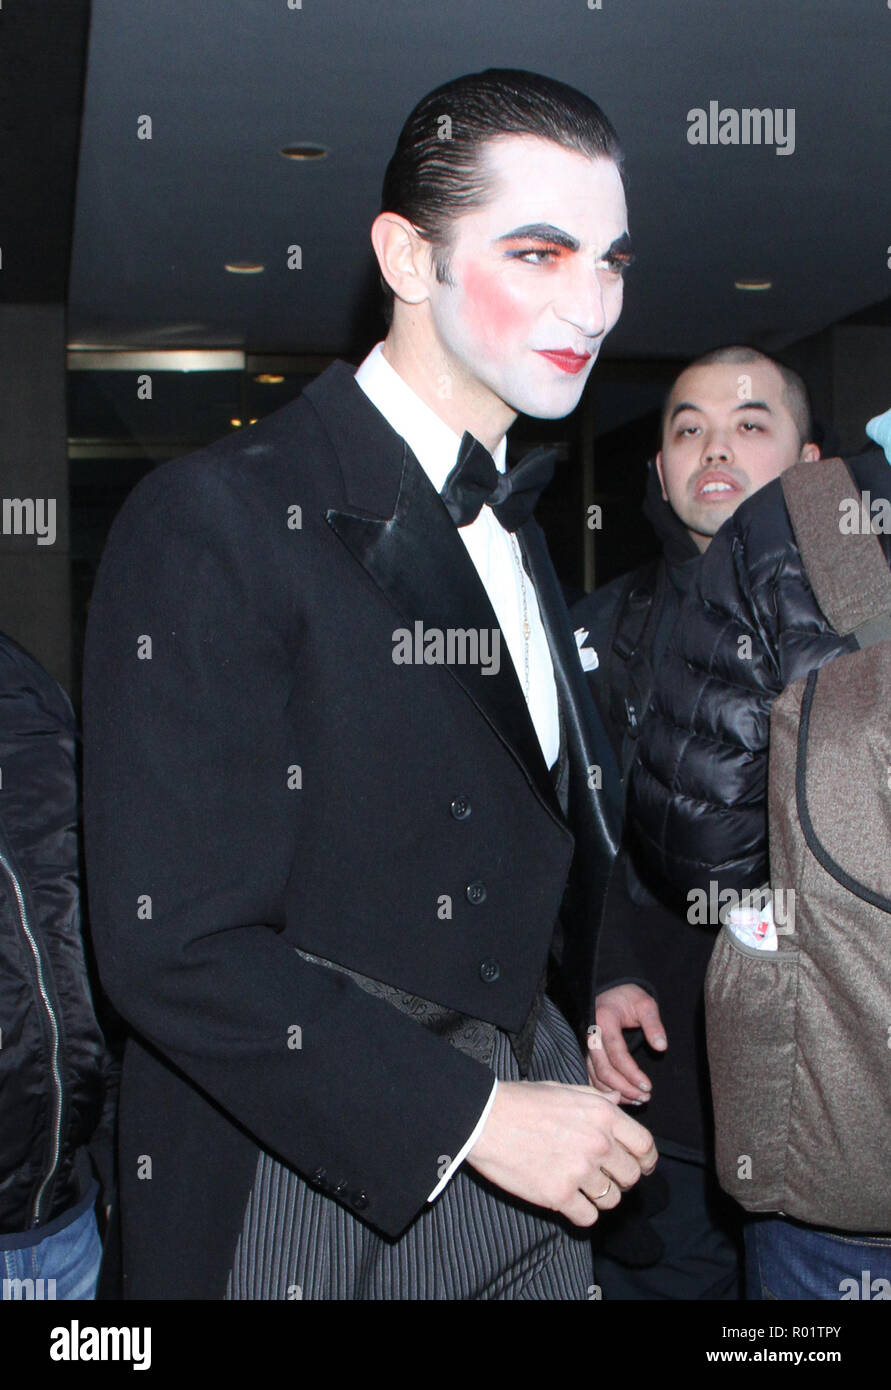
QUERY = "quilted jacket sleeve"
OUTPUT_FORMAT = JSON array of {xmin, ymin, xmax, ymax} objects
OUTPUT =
[{"xmin": 626, "ymin": 455, "xmax": 891, "ymax": 904}]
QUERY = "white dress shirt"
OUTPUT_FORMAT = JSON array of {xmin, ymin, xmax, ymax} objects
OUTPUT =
[{"xmin": 354, "ymin": 341, "xmax": 561, "ymax": 1201}]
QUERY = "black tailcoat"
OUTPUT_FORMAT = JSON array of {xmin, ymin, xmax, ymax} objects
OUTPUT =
[{"xmin": 83, "ymin": 361, "xmax": 619, "ymax": 1298}]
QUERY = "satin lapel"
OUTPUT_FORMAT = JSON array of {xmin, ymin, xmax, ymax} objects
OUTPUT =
[
  {"xmin": 326, "ymin": 446, "xmax": 562, "ymax": 818},
  {"xmin": 516, "ymin": 519, "xmax": 622, "ymax": 853}
]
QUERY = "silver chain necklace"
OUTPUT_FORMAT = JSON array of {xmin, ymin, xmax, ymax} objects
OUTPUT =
[{"xmin": 509, "ymin": 532, "xmax": 531, "ymax": 701}]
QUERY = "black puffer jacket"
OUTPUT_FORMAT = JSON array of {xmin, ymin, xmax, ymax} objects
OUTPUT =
[
  {"xmin": 571, "ymin": 466, "xmax": 713, "ymax": 1158},
  {"xmin": 629, "ymin": 447, "xmax": 891, "ymax": 901},
  {"xmin": 0, "ymin": 632, "xmax": 111, "ymax": 1234}
]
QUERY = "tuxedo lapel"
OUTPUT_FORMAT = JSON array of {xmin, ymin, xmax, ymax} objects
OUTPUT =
[
  {"xmin": 517, "ymin": 518, "xmax": 622, "ymax": 854},
  {"xmin": 314, "ymin": 370, "xmax": 561, "ymax": 819}
]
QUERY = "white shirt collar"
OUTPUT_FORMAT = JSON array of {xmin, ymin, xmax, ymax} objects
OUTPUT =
[{"xmin": 354, "ymin": 341, "xmax": 507, "ymax": 492}]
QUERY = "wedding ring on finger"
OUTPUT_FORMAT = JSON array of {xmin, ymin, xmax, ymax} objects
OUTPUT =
[{"xmin": 582, "ymin": 1174, "xmax": 613, "ymax": 1203}]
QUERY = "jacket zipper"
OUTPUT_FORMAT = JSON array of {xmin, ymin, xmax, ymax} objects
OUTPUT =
[{"xmin": 0, "ymin": 849, "xmax": 63, "ymax": 1224}]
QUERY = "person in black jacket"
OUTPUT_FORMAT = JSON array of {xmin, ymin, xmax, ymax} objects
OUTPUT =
[
  {"xmin": 0, "ymin": 632, "xmax": 114, "ymax": 1301},
  {"xmin": 628, "ymin": 425, "xmax": 891, "ymax": 1298},
  {"xmin": 82, "ymin": 69, "xmax": 656, "ymax": 1302},
  {"xmin": 629, "ymin": 445, "xmax": 891, "ymax": 899},
  {"xmin": 570, "ymin": 347, "xmax": 820, "ymax": 1298}
]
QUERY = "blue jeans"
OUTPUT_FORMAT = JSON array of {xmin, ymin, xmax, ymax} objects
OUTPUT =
[
  {"xmin": 0, "ymin": 1180, "xmax": 101, "ymax": 1300},
  {"xmin": 746, "ymin": 1215, "xmax": 891, "ymax": 1300}
]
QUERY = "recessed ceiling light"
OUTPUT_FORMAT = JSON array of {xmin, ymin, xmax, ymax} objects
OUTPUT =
[
  {"xmin": 225, "ymin": 261, "xmax": 265, "ymax": 274},
  {"xmin": 279, "ymin": 143, "xmax": 328, "ymax": 161},
  {"xmin": 230, "ymin": 418, "xmax": 242, "ymax": 427},
  {"xmin": 255, "ymin": 373, "xmax": 285, "ymax": 384},
  {"xmin": 735, "ymin": 278, "xmax": 773, "ymax": 292}
]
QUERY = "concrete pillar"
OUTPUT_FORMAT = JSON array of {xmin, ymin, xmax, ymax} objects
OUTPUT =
[{"xmin": 0, "ymin": 304, "xmax": 70, "ymax": 692}]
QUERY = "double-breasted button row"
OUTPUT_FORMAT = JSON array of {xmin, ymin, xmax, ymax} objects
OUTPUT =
[
  {"xmin": 452, "ymin": 797, "xmax": 486, "ymax": 907},
  {"xmin": 447, "ymin": 797, "xmax": 497, "ymax": 984}
]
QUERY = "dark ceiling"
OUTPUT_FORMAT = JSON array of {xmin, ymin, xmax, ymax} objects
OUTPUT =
[{"xmin": 64, "ymin": 0, "xmax": 890, "ymax": 361}]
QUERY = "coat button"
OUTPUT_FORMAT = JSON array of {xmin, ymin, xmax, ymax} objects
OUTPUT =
[
  {"xmin": 450, "ymin": 795, "xmax": 471, "ymax": 821},
  {"xmin": 333, "ymin": 1180, "xmax": 349, "ymax": 1197},
  {"xmin": 351, "ymin": 1190, "xmax": 369, "ymax": 1211},
  {"xmin": 310, "ymin": 1167, "xmax": 327, "ymax": 1188},
  {"xmin": 466, "ymin": 881, "xmax": 487, "ymax": 905},
  {"xmin": 479, "ymin": 958, "xmax": 500, "ymax": 983}
]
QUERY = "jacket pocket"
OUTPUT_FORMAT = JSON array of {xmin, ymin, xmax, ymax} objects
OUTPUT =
[{"xmin": 704, "ymin": 924, "xmax": 799, "ymax": 1214}]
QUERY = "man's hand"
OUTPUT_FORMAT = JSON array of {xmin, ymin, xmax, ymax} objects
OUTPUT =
[
  {"xmin": 587, "ymin": 984, "xmax": 667, "ymax": 1104},
  {"xmin": 465, "ymin": 1080, "xmax": 658, "ymax": 1227}
]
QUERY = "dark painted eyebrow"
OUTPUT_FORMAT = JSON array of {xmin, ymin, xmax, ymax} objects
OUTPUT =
[
  {"xmin": 669, "ymin": 399, "xmax": 773, "ymax": 423},
  {"xmin": 495, "ymin": 223, "xmax": 580, "ymax": 251},
  {"xmin": 494, "ymin": 226, "xmax": 634, "ymax": 263},
  {"xmin": 604, "ymin": 231, "xmax": 634, "ymax": 260}
]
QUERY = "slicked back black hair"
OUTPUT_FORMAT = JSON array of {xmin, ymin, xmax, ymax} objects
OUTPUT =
[{"xmin": 378, "ymin": 68, "xmax": 624, "ymax": 324}]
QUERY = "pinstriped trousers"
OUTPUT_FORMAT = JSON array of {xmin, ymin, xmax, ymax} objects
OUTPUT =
[{"xmin": 225, "ymin": 996, "xmax": 594, "ymax": 1300}]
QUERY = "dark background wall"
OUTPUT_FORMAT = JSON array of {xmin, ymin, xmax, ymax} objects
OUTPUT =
[{"xmin": 2, "ymin": 1, "xmax": 889, "ymax": 698}]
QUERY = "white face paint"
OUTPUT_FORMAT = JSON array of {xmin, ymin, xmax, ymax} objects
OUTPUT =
[{"xmin": 423, "ymin": 135, "xmax": 630, "ymax": 425}]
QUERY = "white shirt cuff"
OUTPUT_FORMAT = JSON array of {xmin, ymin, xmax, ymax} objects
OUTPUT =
[{"xmin": 426, "ymin": 1077, "xmax": 498, "ymax": 1202}]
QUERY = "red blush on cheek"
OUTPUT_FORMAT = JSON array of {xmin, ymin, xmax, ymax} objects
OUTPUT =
[{"xmin": 459, "ymin": 261, "xmax": 528, "ymax": 343}]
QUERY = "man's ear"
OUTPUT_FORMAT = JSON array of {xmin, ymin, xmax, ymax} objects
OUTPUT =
[
  {"xmin": 370, "ymin": 213, "xmax": 433, "ymax": 309},
  {"xmin": 655, "ymin": 450, "xmax": 669, "ymax": 501},
  {"xmin": 800, "ymin": 441, "xmax": 821, "ymax": 462}
]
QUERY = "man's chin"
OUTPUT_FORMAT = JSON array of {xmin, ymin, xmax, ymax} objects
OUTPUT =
[
  {"xmin": 503, "ymin": 380, "xmax": 590, "ymax": 421},
  {"xmin": 686, "ymin": 507, "xmax": 735, "ymax": 538}
]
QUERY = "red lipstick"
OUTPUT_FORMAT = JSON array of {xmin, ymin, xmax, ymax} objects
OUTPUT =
[{"xmin": 534, "ymin": 349, "xmax": 592, "ymax": 375}]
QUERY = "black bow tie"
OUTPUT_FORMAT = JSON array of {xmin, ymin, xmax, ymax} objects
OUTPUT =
[{"xmin": 439, "ymin": 432, "xmax": 556, "ymax": 532}]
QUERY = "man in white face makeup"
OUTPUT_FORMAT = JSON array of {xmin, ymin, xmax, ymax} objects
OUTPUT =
[{"xmin": 84, "ymin": 68, "xmax": 656, "ymax": 1301}]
